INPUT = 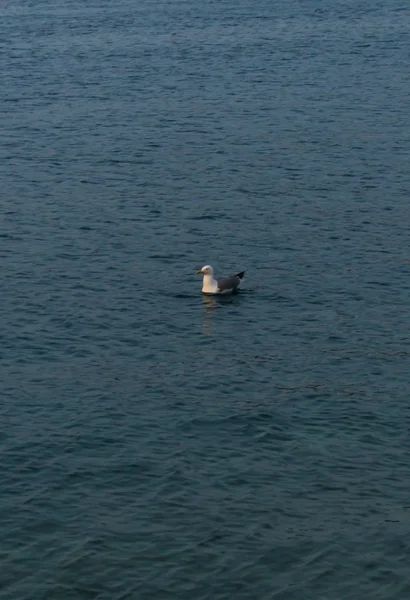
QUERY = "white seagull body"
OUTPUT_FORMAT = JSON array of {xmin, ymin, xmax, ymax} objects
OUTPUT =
[{"xmin": 196, "ymin": 265, "xmax": 245, "ymax": 295}]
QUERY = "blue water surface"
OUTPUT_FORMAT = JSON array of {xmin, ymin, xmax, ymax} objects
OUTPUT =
[{"xmin": 1, "ymin": 0, "xmax": 410, "ymax": 598}]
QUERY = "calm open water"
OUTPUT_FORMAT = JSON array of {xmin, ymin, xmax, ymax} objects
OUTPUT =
[{"xmin": 1, "ymin": 0, "xmax": 410, "ymax": 598}]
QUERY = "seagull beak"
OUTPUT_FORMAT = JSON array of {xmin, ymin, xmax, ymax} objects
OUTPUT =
[{"xmin": 196, "ymin": 269, "xmax": 203, "ymax": 275}]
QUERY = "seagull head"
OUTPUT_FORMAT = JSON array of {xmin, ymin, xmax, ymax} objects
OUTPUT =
[{"xmin": 196, "ymin": 265, "xmax": 214, "ymax": 276}]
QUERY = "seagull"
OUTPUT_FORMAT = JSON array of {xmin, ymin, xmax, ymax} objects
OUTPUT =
[{"xmin": 196, "ymin": 265, "xmax": 245, "ymax": 295}]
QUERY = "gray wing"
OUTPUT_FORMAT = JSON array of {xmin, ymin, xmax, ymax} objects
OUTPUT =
[{"xmin": 216, "ymin": 275, "xmax": 241, "ymax": 292}]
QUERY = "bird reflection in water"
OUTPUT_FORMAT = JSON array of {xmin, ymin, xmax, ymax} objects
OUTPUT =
[
  {"xmin": 202, "ymin": 294, "xmax": 238, "ymax": 335},
  {"xmin": 202, "ymin": 295, "xmax": 220, "ymax": 334}
]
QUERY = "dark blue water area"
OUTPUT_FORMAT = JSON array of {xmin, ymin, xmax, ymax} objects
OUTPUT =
[{"xmin": 1, "ymin": 0, "xmax": 410, "ymax": 597}]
